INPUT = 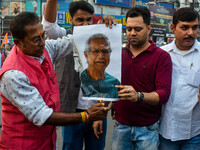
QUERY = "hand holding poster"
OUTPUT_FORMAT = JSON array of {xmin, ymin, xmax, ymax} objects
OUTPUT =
[{"xmin": 73, "ymin": 24, "xmax": 122, "ymax": 101}]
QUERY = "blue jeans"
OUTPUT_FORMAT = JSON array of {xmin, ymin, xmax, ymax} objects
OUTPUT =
[
  {"xmin": 62, "ymin": 119, "xmax": 107, "ymax": 150},
  {"xmin": 159, "ymin": 134, "xmax": 200, "ymax": 150},
  {"xmin": 111, "ymin": 120, "xmax": 159, "ymax": 150}
]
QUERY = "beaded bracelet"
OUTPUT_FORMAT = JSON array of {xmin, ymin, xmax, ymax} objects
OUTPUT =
[{"xmin": 81, "ymin": 111, "xmax": 90, "ymax": 123}]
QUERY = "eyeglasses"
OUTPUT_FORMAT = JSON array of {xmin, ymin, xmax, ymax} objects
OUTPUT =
[
  {"xmin": 32, "ymin": 32, "xmax": 47, "ymax": 46},
  {"xmin": 23, "ymin": 32, "xmax": 46, "ymax": 46},
  {"xmin": 88, "ymin": 49, "xmax": 111, "ymax": 55}
]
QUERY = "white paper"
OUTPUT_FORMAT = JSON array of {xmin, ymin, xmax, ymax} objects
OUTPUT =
[{"xmin": 73, "ymin": 24, "xmax": 122, "ymax": 101}]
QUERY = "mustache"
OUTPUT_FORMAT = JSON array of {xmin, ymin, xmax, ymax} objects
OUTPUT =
[{"xmin": 184, "ymin": 36, "xmax": 194, "ymax": 40}]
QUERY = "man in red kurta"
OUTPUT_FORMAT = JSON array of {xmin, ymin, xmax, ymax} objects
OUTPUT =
[{"xmin": 0, "ymin": 12, "xmax": 108, "ymax": 150}]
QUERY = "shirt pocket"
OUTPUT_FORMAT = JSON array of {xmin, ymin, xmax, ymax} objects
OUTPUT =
[{"xmin": 187, "ymin": 70, "xmax": 200, "ymax": 88}]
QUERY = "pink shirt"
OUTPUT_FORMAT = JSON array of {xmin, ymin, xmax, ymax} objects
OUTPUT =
[{"xmin": 115, "ymin": 41, "xmax": 172, "ymax": 126}]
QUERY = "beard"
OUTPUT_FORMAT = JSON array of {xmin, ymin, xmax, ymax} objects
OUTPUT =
[
  {"xmin": 128, "ymin": 38, "xmax": 147, "ymax": 48},
  {"xmin": 128, "ymin": 33, "xmax": 149, "ymax": 48}
]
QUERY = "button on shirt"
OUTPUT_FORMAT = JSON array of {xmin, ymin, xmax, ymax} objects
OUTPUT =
[
  {"xmin": 0, "ymin": 35, "xmax": 73, "ymax": 126},
  {"xmin": 160, "ymin": 40, "xmax": 200, "ymax": 141}
]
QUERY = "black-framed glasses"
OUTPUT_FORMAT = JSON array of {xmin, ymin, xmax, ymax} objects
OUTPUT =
[
  {"xmin": 31, "ymin": 32, "xmax": 47, "ymax": 46},
  {"xmin": 88, "ymin": 49, "xmax": 111, "ymax": 55}
]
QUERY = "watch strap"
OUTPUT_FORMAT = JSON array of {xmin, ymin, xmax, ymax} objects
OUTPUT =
[{"xmin": 137, "ymin": 92, "xmax": 144, "ymax": 103}]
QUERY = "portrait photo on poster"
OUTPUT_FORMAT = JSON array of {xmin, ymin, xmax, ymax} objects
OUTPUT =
[{"xmin": 73, "ymin": 24, "xmax": 122, "ymax": 102}]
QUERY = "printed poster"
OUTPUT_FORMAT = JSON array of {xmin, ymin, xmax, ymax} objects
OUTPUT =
[
  {"xmin": 26, "ymin": 0, "xmax": 41, "ymax": 15},
  {"xmin": 73, "ymin": 24, "xmax": 122, "ymax": 101},
  {"xmin": 11, "ymin": 2, "xmax": 20, "ymax": 15},
  {"xmin": 1, "ymin": 1, "xmax": 10, "ymax": 15}
]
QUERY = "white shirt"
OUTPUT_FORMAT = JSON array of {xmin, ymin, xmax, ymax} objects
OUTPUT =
[
  {"xmin": 42, "ymin": 18, "xmax": 97, "ymax": 110},
  {"xmin": 0, "ymin": 35, "xmax": 73, "ymax": 126},
  {"xmin": 160, "ymin": 40, "xmax": 200, "ymax": 141},
  {"xmin": 42, "ymin": 18, "xmax": 66, "ymax": 40}
]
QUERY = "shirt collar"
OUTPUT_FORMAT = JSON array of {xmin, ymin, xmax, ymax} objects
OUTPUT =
[
  {"xmin": 146, "ymin": 40, "xmax": 156, "ymax": 52},
  {"xmin": 125, "ymin": 40, "xmax": 156, "ymax": 52},
  {"xmin": 29, "ymin": 54, "xmax": 45, "ymax": 64},
  {"xmin": 168, "ymin": 39, "xmax": 199, "ymax": 54}
]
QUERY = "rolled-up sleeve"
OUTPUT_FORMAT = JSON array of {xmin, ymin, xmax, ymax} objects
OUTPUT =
[
  {"xmin": 45, "ymin": 35, "xmax": 73, "ymax": 64},
  {"xmin": 42, "ymin": 18, "xmax": 66, "ymax": 39},
  {"xmin": 0, "ymin": 70, "xmax": 53, "ymax": 126},
  {"xmin": 154, "ymin": 52, "xmax": 172, "ymax": 104}
]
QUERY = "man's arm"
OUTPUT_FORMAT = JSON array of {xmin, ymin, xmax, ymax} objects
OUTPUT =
[
  {"xmin": 44, "ymin": 0, "xmax": 57, "ymax": 23},
  {"xmin": 116, "ymin": 53, "xmax": 172, "ymax": 106},
  {"xmin": 45, "ymin": 35, "xmax": 73, "ymax": 64},
  {"xmin": 0, "ymin": 70, "xmax": 108, "ymax": 126},
  {"xmin": 116, "ymin": 85, "xmax": 159, "ymax": 105},
  {"xmin": 42, "ymin": 0, "xmax": 66, "ymax": 39},
  {"xmin": 44, "ymin": 103, "xmax": 106, "ymax": 125},
  {"xmin": 0, "ymin": 70, "xmax": 53, "ymax": 126}
]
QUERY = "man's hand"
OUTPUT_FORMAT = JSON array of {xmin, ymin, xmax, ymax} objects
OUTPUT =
[
  {"xmin": 115, "ymin": 85, "xmax": 138, "ymax": 102},
  {"xmin": 92, "ymin": 120, "xmax": 103, "ymax": 139},
  {"xmin": 87, "ymin": 102, "xmax": 111, "ymax": 121},
  {"xmin": 97, "ymin": 15, "xmax": 117, "ymax": 28}
]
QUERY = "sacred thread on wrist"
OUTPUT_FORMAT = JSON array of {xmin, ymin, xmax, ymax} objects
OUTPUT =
[{"xmin": 81, "ymin": 112, "xmax": 89, "ymax": 123}]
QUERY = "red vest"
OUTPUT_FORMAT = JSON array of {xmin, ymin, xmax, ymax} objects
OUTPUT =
[{"xmin": 0, "ymin": 45, "xmax": 60, "ymax": 150}]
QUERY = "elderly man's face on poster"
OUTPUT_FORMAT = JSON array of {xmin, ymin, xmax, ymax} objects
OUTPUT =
[
  {"xmin": 73, "ymin": 24, "xmax": 122, "ymax": 101},
  {"xmin": 84, "ymin": 37, "xmax": 111, "ymax": 72}
]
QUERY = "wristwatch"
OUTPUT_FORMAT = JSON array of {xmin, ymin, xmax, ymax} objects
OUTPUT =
[{"xmin": 137, "ymin": 92, "xmax": 144, "ymax": 103}]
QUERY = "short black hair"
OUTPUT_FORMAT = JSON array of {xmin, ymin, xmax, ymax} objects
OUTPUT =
[
  {"xmin": 10, "ymin": 12, "xmax": 40, "ymax": 40},
  {"xmin": 173, "ymin": 7, "xmax": 199, "ymax": 26},
  {"xmin": 126, "ymin": 7, "xmax": 150, "ymax": 25},
  {"xmin": 69, "ymin": 1, "xmax": 94, "ymax": 18}
]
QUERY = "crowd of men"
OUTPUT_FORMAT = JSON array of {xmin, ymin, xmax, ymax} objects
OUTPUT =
[{"xmin": 0, "ymin": 0, "xmax": 200, "ymax": 150}]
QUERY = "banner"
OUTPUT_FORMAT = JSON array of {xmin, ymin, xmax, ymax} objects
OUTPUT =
[
  {"xmin": 1, "ymin": 1, "xmax": 10, "ymax": 15},
  {"xmin": 11, "ymin": 2, "xmax": 21, "ymax": 15},
  {"xmin": 59, "ymin": 11, "xmax": 126, "ymax": 29},
  {"xmin": 1, "ymin": 33, "xmax": 8, "ymax": 48},
  {"xmin": 26, "ymin": 0, "xmax": 41, "ymax": 16},
  {"xmin": 134, "ymin": 0, "xmax": 173, "ymax": 9},
  {"xmin": 95, "ymin": 0, "xmax": 131, "ymax": 8},
  {"xmin": 149, "ymin": 5, "xmax": 175, "ymax": 37}
]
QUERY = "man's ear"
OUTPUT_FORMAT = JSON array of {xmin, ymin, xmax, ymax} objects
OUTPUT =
[
  {"xmin": 147, "ymin": 25, "xmax": 152, "ymax": 35},
  {"xmin": 84, "ymin": 51, "xmax": 89, "ymax": 62},
  {"xmin": 14, "ymin": 38, "xmax": 20, "ymax": 46},
  {"xmin": 70, "ymin": 16, "xmax": 73, "ymax": 25},
  {"xmin": 84, "ymin": 51, "xmax": 88, "ymax": 57},
  {"xmin": 14, "ymin": 38, "xmax": 24, "ymax": 49},
  {"xmin": 170, "ymin": 24, "xmax": 176, "ymax": 33}
]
